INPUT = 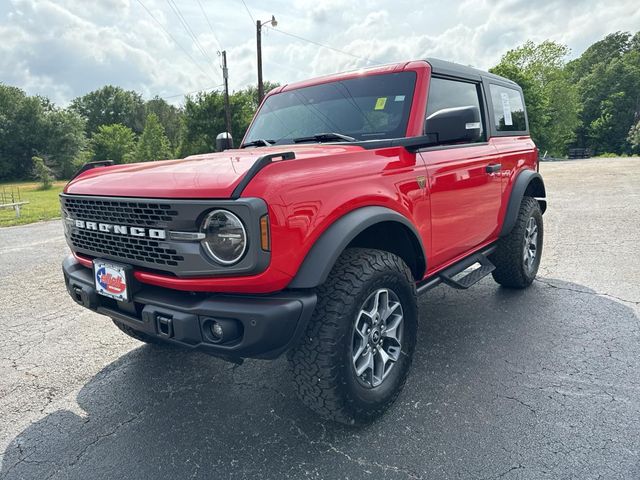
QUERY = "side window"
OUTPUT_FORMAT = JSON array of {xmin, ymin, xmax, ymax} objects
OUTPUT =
[
  {"xmin": 489, "ymin": 84, "xmax": 527, "ymax": 132},
  {"xmin": 425, "ymin": 77, "xmax": 484, "ymax": 140}
]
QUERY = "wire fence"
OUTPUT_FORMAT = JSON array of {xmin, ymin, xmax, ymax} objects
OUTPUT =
[{"xmin": 0, "ymin": 186, "xmax": 22, "ymax": 206}]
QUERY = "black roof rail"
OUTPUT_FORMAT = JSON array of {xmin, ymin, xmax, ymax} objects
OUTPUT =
[{"xmin": 425, "ymin": 57, "xmax": 519, "ymax": 87}]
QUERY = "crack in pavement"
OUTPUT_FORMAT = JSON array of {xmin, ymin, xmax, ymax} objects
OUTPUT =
[
  {"xmin": 501, "ymin": 395, "xmax": 537, "ymax": 416},
  {"xmin": 326, "ymin": 444, "xmax": 425, "ymax": 480},
  {"xmin": 267, "ymin": 409, "xmax": 424, "ymax": 479},
  {"xmin": 485, "ymin": 463, "xmax": 525, "ymax": 479},
  {"xmin": 67, "ymin": 410, "xmax": 144, "ymax": 468},
  {"xmin": 535, "ymin": 279, "xmax": 639, "ymax": 306}
]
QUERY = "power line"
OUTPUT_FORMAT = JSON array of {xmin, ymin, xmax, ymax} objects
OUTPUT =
[
  {"xmin": 166, "ymin": 0, "xmax": 212, "ymax": 63},
  {"xmin": 236, "ymin": 3, "xmax": 378, "ymax": 65},
  {"xmin": 165, "ymin": 0, "xmax": 217, "ymax": 71},
  {"xmin": 134, "ymin": 0, "xmax": 211, "ymax": 78},
  {"xmin": 238, "ymin": 0, "xmax": 255, "ymax": 25},
  {"xmin": 266, "ymin": 26, "xmax": 377, "ymax": 64},
  {"xmin": 196, "ymin": 0, "xmax": 222, "ymax": 50}
]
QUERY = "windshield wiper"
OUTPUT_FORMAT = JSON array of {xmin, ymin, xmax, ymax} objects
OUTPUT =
[
  {"xmin": 240, "ymin": 139, "xmax": 275, "ymax": 148},
  {"xmin": 293, "ymin": 132, "xmax": 356, "ymax": 144}
]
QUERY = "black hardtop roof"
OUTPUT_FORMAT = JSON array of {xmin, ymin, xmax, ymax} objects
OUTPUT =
[{"xmin": 425, "ymin": 57, "xmax": 520, "ymax": 89}]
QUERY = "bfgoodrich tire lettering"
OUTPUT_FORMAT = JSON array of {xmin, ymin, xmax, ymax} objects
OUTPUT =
[
  {"xmin": 288, "ymin": 248, "xmax": 418, "ymax": 425},
  {"xmin": 491, "ymin": 196, "xmax": 543, "ymax": 288}
]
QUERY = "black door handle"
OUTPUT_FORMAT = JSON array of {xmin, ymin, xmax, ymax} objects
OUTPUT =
[{"xmin": 485, "ymin": 163, "xmax": 502, "ymax": 173}]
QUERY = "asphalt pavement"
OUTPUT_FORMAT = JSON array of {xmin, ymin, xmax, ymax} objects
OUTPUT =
[{"xmin": 1, "ymin": 157, "xmax": 639, "ymax": 479}]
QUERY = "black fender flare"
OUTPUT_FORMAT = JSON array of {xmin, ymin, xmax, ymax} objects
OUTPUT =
[
  {"xmin": 288, "ymin": 206, "xmax": 427, "ymax": 289},
  {"xmin": 500, "ymin": 170, "xmax": 547, "ymax": 237}
]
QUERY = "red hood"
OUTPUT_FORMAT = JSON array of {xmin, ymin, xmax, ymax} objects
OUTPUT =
[{"xmin": 64, "ymin": 145, "xmax": 365, "ymax": 198}]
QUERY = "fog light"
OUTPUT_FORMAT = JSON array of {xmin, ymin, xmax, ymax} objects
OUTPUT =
[
  {"xmin": 203, "ymin": 317, "xmax": 242, "ymax": 345},
  {"xmin": 210, "ymin": 321, "xmax": 224, "ymax": 341}
]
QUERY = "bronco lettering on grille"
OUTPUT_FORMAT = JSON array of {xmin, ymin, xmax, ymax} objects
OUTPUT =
[{"xmin": 70, "ymin": 219, "xmax": 167, "ymax": 240}]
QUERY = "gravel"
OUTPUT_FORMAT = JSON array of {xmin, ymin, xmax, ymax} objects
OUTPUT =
[{"xmin": 1, "ymin": 157, "xmax": 639, "ymax": 479}]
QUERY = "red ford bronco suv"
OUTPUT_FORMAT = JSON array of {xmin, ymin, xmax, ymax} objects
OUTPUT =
[{"xmin": 61, "ymin": 58, "xmax": 546, "ymax": 425}]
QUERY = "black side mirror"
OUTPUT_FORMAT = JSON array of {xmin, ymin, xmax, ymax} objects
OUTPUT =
[
  {"xmin": 425, "ymin": 105, "xmax": 482, "ymax": 145},
  {"xmin": 216, "ymin": 132, "xmax": 234, "ymax": 151}
]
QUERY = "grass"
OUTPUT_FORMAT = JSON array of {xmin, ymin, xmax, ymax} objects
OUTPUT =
[{"xmin": 0, "ymin": 181, "xmax": 66, "ymax": 227}]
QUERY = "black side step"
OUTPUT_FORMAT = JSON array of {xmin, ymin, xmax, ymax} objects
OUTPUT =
[
  {"xmin": 416, "ymin": 245, "xmax": 497, "ymax": 295},
  {"xmin": 439, "ymin": 253, "xmax": 495, "ymax": 290}
]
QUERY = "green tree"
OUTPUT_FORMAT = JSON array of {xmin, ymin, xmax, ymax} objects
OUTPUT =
[
  {"xmin": 628, "ymin": 120, "xmax": 640, "ymax": 151},
  {"xmin": 178, "ymin": 82, "xmax": 279, "ymax": 157},
  {"xmin": 145, "ymin": 97, "xmax": 183, "ymax": 152},
  {"xmin": 132, "ymin": 113, "xmax": 172, "ymax": 162},
  {"xmin": 91, "ymin": 124, "xmax": 136, "ymax": 163},
  {"xmin": 0, "ymin": 86, "xmax": 47, "ymax": 180},
  {"xmin": 44, "ymin": 109, "xmax": 88, "ymax": 178},
  {"xmin": 491, "ymin": 40, "xmax": 579, "ymax": 157},
  {"xmin": 31, "ymin": 156, "xmax": 53, "ymax": 189},
  {"xmin": 178, "ymin": 90, "xmax": 226, "ymax": 157},
  {"xmin": 69, "ymin": 85, "xmax": 145, "ymax": 136},
  {"xmin": 0, "ymin": 84, "xmax": 87, "ymax": 180},
  {"xmin": 567, "ymin": 31, "xmax": 640, "ymax": 154}
]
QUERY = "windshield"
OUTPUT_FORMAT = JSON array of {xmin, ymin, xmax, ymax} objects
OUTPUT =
[{"xmin": 244, "ymin": 71, "xmax": 417, "ymax": 145}]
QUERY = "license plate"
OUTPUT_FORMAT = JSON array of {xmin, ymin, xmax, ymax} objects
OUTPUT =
[{"xmin": 93, "ymin": 260, "xmax": 129, "ymax": 302}]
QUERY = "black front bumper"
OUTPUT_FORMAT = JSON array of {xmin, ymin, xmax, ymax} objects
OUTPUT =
[{"xmin": 62, "ymin": 256, "xmax": 317, "ymax": 359}]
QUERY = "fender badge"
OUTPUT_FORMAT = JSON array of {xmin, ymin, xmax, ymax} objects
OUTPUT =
[{"xmin": 417, "ymin": 176, "xmax": 426, "ymax": 189}]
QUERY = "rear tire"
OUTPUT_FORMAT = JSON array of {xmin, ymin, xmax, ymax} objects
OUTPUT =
[
  {"xmin": 491, "ymin": 196, "xmax": 543, "ymax": 288},
  {"xmin": 288, "ymin": 248, "xmax": 418, "ymax": 425}
]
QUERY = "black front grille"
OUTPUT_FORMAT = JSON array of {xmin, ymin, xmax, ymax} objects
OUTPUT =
[
  {"xmin": 70, "ymin": 229, "xmax": 185, "ymax": 267},
  {"xmin": 61, "ymin": 194, "xmax": 269, "ymax": 277},
  {"xmin": 62, "ymin": 197, "xmax": 178, "ymax": 227}
]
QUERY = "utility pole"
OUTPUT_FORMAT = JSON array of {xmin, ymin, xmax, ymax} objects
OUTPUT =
[
  {"xmin": 256, "ymin": 15, "xmax": 277, "ymax": 103},
  {"xmin": 256, "ymin": 20, "xmax": 264, "ymax": 103},
  {"xmin": 221, "ymin": 50, "xmax": 232, "ymax": 135}
]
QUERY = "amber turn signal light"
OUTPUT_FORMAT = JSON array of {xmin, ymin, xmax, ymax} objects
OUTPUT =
[{"xmin": 260, "ymin": 215, "xmax": 270, "ymax": 251}]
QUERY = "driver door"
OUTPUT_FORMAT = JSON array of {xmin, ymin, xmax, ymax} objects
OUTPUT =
[{"xmin": 419, "ymin": 77, "xmax": 502, "ymax": 271}]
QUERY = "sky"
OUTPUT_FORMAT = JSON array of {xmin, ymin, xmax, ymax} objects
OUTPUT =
[{"xmin": 1, "ymin": 0, "xmax": 638, "ymax": 106}]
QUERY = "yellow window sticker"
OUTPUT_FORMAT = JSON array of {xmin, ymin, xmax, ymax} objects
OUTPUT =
[{"xmin": 374, "ymin": 97, "xmax": 387, "ymax": 110}]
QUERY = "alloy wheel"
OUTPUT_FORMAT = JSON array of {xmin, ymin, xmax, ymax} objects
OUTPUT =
[
  {"xmin": 351, "ymin": 288, "xmax": 404, "ymax": 388},
  {"xmin": 523, "ymin": 216, "xmax": 538, "ymax": 272}
]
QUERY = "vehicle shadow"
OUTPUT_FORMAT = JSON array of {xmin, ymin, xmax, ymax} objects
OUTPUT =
[{"xmin": 2, "ymin": 278, "xmax": 639, "ymax": 480}]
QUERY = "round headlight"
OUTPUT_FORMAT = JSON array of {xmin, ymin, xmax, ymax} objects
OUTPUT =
[{"xmin": 201, "ymin": 210, "xmax": 247, "ymax": 265}]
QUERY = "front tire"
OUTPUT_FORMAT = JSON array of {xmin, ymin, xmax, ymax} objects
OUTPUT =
[
  {"xmin": 288, "ymin": 248, "xmax": 418, "ymax": 425},
  {"xmin": 491, "ymin": 196, "xmax": 543, "ymax": 288}
]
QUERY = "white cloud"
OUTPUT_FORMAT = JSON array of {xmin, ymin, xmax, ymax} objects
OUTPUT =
[{"xmin": 0, "ymin": 0, "xmax": 638, "ymax": 106}]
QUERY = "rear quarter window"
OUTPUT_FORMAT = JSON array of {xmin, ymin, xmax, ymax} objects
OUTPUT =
[{"xmin": 489, "ymin": 84, "xmax": 527, "ymax": 132}]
